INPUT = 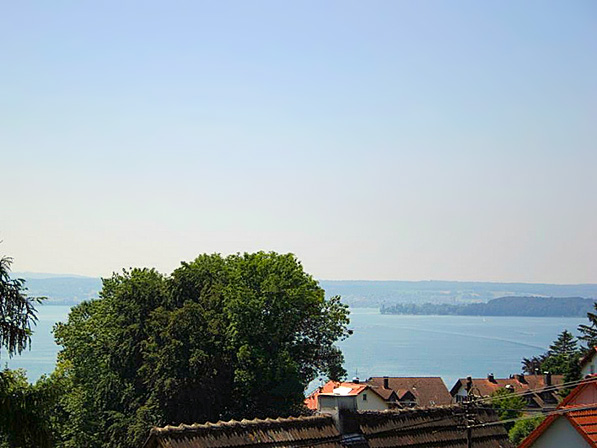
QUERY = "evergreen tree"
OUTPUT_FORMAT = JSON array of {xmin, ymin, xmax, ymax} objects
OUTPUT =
[
  {"xmin": 578, "ymin": 303, "xmax": 597, "ymax": 349},
  {"xmin": 0, "ymin": 254, "xmax": 50, "ymax": 447},
  {"xmin": 0, "ymin": 255, "xmax": 42, "ymax": 357},
  {"xmin": 548, "ymin": 330, "xmax": 577, "ymax": 356}
]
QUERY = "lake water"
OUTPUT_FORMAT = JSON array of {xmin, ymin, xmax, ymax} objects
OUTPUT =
[{"xmin": 1, "ymin": 306, "xmax": 587, "ymax": 392}]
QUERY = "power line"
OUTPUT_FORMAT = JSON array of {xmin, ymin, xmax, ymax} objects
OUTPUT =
[
  {"xmin": 461, "ymin": 376, "xmax": 596, "ymax": 405},
  {"xmin": 468, "ymin": 404, "xmax": 597, "ymax": 429}
]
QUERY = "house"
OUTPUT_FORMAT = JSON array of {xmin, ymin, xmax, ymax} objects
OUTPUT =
[
  {"xmin": 306, "ymin": 380, "xmax": 392, "ymax": 412},
  {"xmin": 367, "ymin": 376, "xmax": 453, "ymax": 407},
  {"xmin": 143, "ymin": 405, "xmax": 512, "ymax": 448},
  {"xmin": 307, "ymin": 377, "xmax": 453, "ymax": 411},
  {"xmin": 450, "ymin": 373, "xmax": 563, "ymax": 412},
  {"xmin": 581, "ymin": 346, "xmax": 597, "ymax": 377},
  {"xmin": 519, "ymin": 376, "xmax": 597, "ymax": 448}
]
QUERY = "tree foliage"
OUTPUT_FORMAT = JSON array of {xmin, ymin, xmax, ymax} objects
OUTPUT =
[
  {"xmin": 53, "ymin": 252, "xmax": 350, "ymax": 448},
  {"xmin": 0, "ymin": 256, "xmax": 41, "ymax": 357},
  {"xmin": 489, "ymin": 388, "xmax": 525, "ymax": 431},
  {"xmin": 0, "ymin": 254, "xmax": 50, "ymax": 447},
  {"xmin": 578, "ymin": 302, "xmax": 597, "ymax": 349},
  {"xmin": 520, "ymin": 330, "xmax": 582, "ymax": 387},
  {"xmin": 521, "ymin": 355, "xmax": 546, "ymax": 375},
  {"xmin": 0, "ymin": 369, "xmax": 51, "ymax": 448},
  {"xmin": 508, "ymin": 416, "xmax": 544, "ymax": 445}
]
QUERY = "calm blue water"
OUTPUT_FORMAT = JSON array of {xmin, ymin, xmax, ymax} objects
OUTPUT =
[
  {"xmin": 1, "ymin": 305, "xmax": 71, "ymax": 380},
  {"xmin": 1, "ymin": 306, "xmax": 587, "ymax": 390},
  {"xmin": 338, "ymin": 308, "xmax": 586, "ymax": 391}
]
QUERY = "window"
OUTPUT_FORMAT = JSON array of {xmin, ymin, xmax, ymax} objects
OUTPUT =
[{"xmin": 363, "ymin": 393, "xmax": 367, "ymax": 401}]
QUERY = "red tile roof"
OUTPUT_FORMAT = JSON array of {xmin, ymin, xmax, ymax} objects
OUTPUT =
[
  {"xmin": 367, "ymin": 377, "xmax": 452, "ymax": 406},
  {"xmin": 568, "ymin": 408, "xmax": 597, "ymax": 446},
  {"xmin": 450, "ymin": 374, "xmax": 564, "ymax": 411},
  {"xmin": 450, "ymin": 374, "xmax": 564, "ymax": 397},
  {"xmin": 305, "ymin": 381, "xmax": 383, "ymax": 410},
  {"xmin": 519, "ymin": 377, "xmax": 597, "ymax": 448}
]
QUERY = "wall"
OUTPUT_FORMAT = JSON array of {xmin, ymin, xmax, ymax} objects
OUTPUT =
[
  {"xmin": 356, "ymin": 390, "xmax": 388, "ymax": 411},
  {"xmin": 530, "ymin": 417, "xmax": 590, "ymax": 448}
]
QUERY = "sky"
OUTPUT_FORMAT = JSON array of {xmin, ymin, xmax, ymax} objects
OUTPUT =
[{"xmin": 1, "ymin": 1, "xmax": 596, "ymax": 283}]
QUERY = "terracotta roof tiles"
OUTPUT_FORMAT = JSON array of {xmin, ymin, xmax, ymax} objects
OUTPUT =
[{"xmin": 368, "ymin": 377, "xmax": 453, "ymax": 406}]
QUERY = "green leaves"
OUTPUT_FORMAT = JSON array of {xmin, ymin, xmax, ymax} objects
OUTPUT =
[
  {"xmin": 54, "ymin": 252, "xmax": 350, "ymax": 448},
  {"xmin": 0, "ymin": 256, "xmax": 42, "ymax": 358},
  {"xmin": 490, "ymin": 388, "xmax": 525, "ymax": 430}
]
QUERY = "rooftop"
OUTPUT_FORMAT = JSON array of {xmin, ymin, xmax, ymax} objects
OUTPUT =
[{"xmin": 144, "ymin": 406, "xmax": 511, "ymax": 448}]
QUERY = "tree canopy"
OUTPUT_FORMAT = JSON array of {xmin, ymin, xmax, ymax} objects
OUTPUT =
[
  {"xmin": 0, "ymin": 256, "xmax": 41, "ymax": 357},
  {"xmin": 578, "ymin": 302, "xmax": 597, "ymax": 349},
  {"xmin": 521, "ymin": 330, "xmax": 582, "ymax": 385},
  {"xmin": 0, "ymin": 254, "xmax": 50, "ymax": 447},
  {"xmin": 53, "ymin": 252, "xmax": 350, "ymax": 448},
  {"xmin": 490, "ymin": 387, "xmax": 525, "ymax": 429}
]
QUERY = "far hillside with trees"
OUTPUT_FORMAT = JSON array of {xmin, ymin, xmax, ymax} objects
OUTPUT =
[{"xmin": 381, "ymin": 296, "xmax": 596, "ymax": 317}]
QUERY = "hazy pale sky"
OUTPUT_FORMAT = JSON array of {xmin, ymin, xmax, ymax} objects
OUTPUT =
[{"xmin": 1, "ymin": 1, "xmax": 596, "ymax": 283}]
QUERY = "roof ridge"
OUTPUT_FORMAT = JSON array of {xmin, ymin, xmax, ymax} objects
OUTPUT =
[{"xmin": 151, "ymin": 414, "xmax": 332, "ymax": 435}]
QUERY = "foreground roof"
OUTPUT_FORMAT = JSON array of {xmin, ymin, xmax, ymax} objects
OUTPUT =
[
  {"xmin": 143, "ymin": 415, "xmax": 342, "ymax": 448},
  {"xmin": 354, "ymin": 406, "xmax": 510, "ymax": 448},
  {"xmin": 367, "ymin": 377, "xmax": 452, "ymax": 406},
  {"xmin": 144, "ymin": 406, "xmax": 511, "ymax": 448}
]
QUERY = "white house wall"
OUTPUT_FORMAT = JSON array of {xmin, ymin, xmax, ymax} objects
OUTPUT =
[
  {"xmin": 529, "ymin": 417, "xmax": 591, "ymax": 448},
  {"xmin": 356, "ymin": 390, "xmax": 388, "ymax": 411}
]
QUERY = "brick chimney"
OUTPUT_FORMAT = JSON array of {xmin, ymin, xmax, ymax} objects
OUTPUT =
[
  {"xmin": 383, "ymin": 376, "xmax": 389, "ymax": 389},
  {"xmin": 466, "ymin": 376, "xmax": 473, "ymax": 393}
]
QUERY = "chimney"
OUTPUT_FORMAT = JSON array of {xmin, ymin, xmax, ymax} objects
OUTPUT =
[
  {"xmin": 352, "ymin": 377, "xmax": 360, "ymax": 384},
  {"xmin": 383, "ymin": 376, "xmax": 389, "ymax": 389},
  {"xmin": 466, "ymin": 376, "xmax": 473, "ymax": 393},
  {"xmin": 487, "ymin": 373, "xmax": 496, "ymax": 383},
  {"xmin": 544, "ymin": 372, "xmax": 552, "ymax": 387},
  {"xmin": 515, "ymin": 374, "xmax": 526, "ymax": 384}
]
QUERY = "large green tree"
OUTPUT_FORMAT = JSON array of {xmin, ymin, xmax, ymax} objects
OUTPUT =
[{"xmin": 54, "ymin": 252, "xmax": 350, "ymax": 448}]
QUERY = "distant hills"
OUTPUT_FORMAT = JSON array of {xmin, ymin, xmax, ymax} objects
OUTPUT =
[
  {"xmin": 320, "ymin": 280, "xmax": 597, "ymax": 307},
  {"xmin": 381, "ymin": 296, "xmax": 597, "ymax": 317},
  {"xmin": 13, "ymin": 273, "xmax": 102, "ymax": 305},
  {"xmin": 11, "ymin": 274, "xmax": 597, "ymax": 308}
]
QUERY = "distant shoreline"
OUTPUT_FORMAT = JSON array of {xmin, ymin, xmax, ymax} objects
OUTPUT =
[{"xmin": 381, "ymin": 296, "xmax": 596, "ymax": 318}]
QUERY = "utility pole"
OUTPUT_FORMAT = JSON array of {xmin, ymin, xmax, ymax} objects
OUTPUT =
[{"xmin": 464, "ymin": 376, "xmax": 474, "ymax": 448}]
